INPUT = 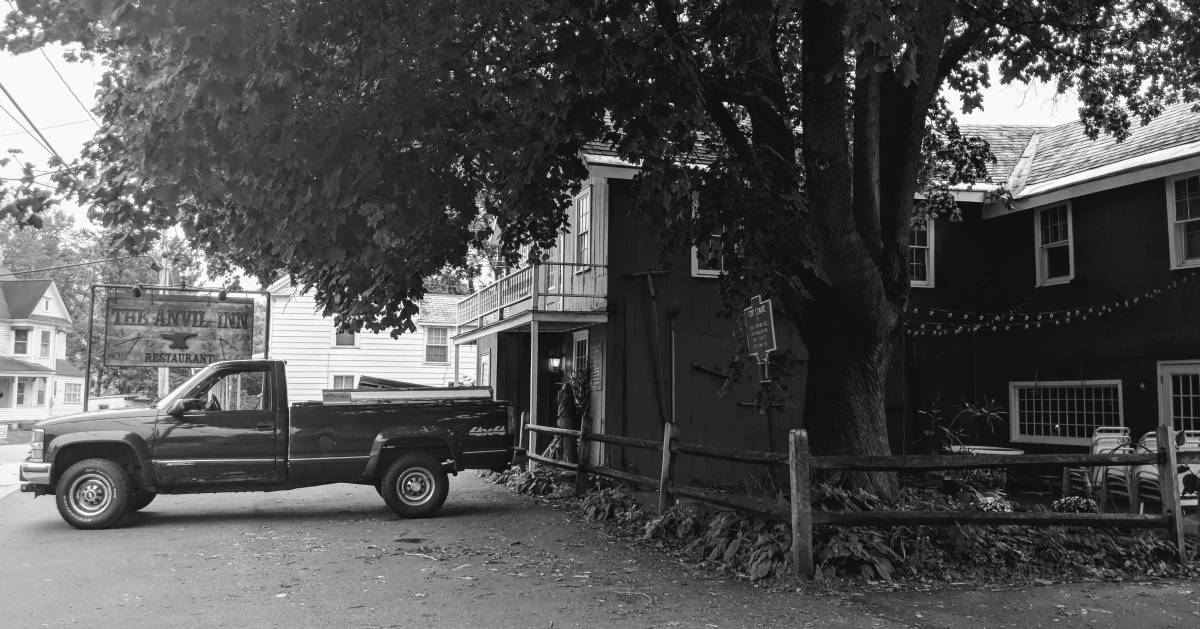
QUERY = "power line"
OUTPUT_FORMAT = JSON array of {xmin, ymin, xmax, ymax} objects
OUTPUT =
[
  {"xmin": 0, "ymin": 79, "xmax": 63, "ymax": 162},
  {"xmin": 37, "ymin": 49, "xmax": 100, "ymax": 127},
  {"xmin": 0, "ymin": 99, "xmax": 52, "ymax": 156},
  {"xmin": 0, "ymin": 118, "xmax": 94, "ymax": 139}
]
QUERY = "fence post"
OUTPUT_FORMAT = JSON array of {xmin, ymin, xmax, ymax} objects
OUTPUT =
[
  {"xmin": 1156, "ymin": 425, "xmax": 1187, "ymax": 565},
  {"xmin": 658, "ymin": 422, "xmax": 678, "ymax": 513},
  {"xmin": 575, "ymin": 425, "xmax": 590, "ymax": 497},
  {"xmin": 519, "ymin": 412, "xmax": 529, "ymax": 470},
  {"xmin": 789, "ymin": 429, "xmax": 814, "ymax": 578}
]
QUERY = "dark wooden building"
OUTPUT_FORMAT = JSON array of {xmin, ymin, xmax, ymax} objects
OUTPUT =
[{"xmin": 903, "ymin": 103, "xmax": 1200, "ymax": 453}]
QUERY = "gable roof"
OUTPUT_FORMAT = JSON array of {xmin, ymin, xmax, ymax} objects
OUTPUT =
[
  {"xmin": 417, "ymin": 294, "xmax": 463, "ymax": 326},
  {"xmin": 0, "ymin": 278, "xmax": 53, "ymax": 319}
]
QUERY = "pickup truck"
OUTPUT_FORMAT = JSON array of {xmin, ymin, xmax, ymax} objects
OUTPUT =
[{"xmin": 20, "ymin": 359, "xmax": 522, "ymax": 529}]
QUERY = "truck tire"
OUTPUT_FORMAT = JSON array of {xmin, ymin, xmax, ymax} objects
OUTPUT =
[
  {"xmin": 126, "ymin": 490, "xmax": 157, "ymax": 513},
  {"xmin": 55, "ymin": 458, "xmax": 132, "ymax": 530},
  {"xmin": 380, "ymin": 454, "xmax": 448, "ymax": 518}
]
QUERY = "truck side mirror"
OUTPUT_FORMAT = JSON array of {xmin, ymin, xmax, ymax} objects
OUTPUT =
[{"xmin": 169, "ymin": 398, "xmax": 205, "ymax": 416}]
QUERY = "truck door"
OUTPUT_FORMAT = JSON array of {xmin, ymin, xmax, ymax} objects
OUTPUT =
[{"xmin": 152, "ymin": 365, "xmax": 285, "ymax": 486}]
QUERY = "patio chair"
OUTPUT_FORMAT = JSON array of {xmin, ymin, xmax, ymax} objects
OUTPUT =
[
  {"xmin": 1064, "ymin": 427, "xmax": 1131, "ymax": 499},
  {"xmin": 1136, "ymin": 430, "xmax": 1200, "ymax": 513}
]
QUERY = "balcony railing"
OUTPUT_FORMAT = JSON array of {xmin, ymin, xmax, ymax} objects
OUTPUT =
[{"xmin": 458, "ymin": 262, "xmax": 608, "ymax": 330}]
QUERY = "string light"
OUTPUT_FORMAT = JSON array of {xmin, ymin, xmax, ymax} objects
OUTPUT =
[{"xmin": 906, "ymin": 271, "xmax": 1200, "ymax": 337}]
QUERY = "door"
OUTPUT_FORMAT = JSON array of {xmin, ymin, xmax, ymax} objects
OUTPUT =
[
  {"xmin": 1159, "ymin": 361, "xmax": 1200, "ymax": 431},
  {"xmin": 152, "ymin": 365, "xmax": 284, "ymax": 486}
]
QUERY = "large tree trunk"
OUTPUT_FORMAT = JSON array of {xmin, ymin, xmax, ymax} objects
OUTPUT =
[{"xmin": 800, "ymin": 297, "xmax": 900, "ymax": 497}]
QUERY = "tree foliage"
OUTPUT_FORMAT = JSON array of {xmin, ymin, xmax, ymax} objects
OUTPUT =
[{"xmin": 5, "ymin": 1, "xmax": 1200, "ymax": 482}]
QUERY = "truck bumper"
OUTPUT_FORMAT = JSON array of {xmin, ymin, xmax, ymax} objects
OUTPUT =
[{"xmin": 19, "ymin": 461, "xmax": 51, "ymax": 495}]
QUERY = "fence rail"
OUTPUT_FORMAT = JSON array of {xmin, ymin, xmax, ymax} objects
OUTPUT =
[{"xmin": 523, "ymin": 421, "xmax": 1195, "ymax": 578}]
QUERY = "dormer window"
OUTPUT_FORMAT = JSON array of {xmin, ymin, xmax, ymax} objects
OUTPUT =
[
  {"xmin": 1035, "ymin": 202, "xmax": 1074, "ymax": 286},
  {"xmin": 42, "ymin": 297, "xmax": 50, "ymax": 312}
]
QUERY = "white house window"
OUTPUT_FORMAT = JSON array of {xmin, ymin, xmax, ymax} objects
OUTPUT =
[
  {"xmin": 1009, "ymin": 380, "xmax": 1123, "ymax": 446},
  {"xmin": 331, "ymin": 374, "xmax": 356, "ymax": 389},
  {"xmin": 13, "ymin": 328, "xmax": 29, "ymax": 355},
  {"xmin": 1168, "ymin": 173, "xmax": 1200, "ymax": 268},
  {"xmin": 1159, "ymin": 361, "xmax": 1200, "ymax": 431},
  {"xmin": 332, "ymin": 326, "xmax": 357, "ymax": 348},
  {"xmin": 64, "ymin": 382, "xmax": 82, "ymax": 405},
  {"xmin": 425, "ymin": 326, "xmax": 449, "ymax": 363},
  {"xmin": 1035, "ymin": 203, "xmax": 1074, "ymax": 285},
  {"xmin": 42, "ymin": 297, "xmax": 50, "ymax": 312},
  {"xmin": 572, "ymin": 330, "xmax": 590, "ymax": 374},
  {"xmin": 908, "ymin": 219, "xmax": 934, "ymax": 287},
  {"xmin": 692, "ymin": 230, "xmax": 725, "ymax": 278},
  {"xmin": 575, "ymin": 189, "xmax": 591, "ymax": 268},
  {"xmin": 40, "ymin": 330, "xmax": 51, "ymax": 356}
]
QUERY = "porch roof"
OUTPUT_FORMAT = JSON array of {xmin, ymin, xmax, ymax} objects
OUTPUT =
[
  {"xmin": 453, "ymin": 310, "xmax": 607, "ymax": 345},
  {"xmin": 0, "ymin": 356, "xmax": 53, "ymax": 374}
]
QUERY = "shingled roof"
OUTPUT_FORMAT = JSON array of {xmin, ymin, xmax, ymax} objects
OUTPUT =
[
  {"xmin": 1023, "ymin": 102, "xmax": 1200, "ymax": 188},
  {"xmin": 418, "ymin": 294, "xmax": 463, "ymax": 325},
  {"xmin": 0, "ymin": 278, "xmax": 53, "ymax": 319},
  {"xmin": 958, "ymin": 124, "xmax": 1048, "ymax": 182}
]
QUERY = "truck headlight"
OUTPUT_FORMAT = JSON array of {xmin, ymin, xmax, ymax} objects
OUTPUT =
[{"xmin": 30, "ymin": 428, "xmax": 44, "ymax": 462}]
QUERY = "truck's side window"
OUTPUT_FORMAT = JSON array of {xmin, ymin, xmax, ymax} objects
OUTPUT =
[{"xmin": 192, "ymin": 369, "xmax": 269, "ymax": 412}]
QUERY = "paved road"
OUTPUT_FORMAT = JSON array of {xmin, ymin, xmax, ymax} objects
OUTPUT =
[
  {"xmin": 0, "ymin": 443, "xmax": 28, "ymax": 499},
  {"xmin": 1, "ymin": 474, "xmax": 1198, "ymax": 628}
]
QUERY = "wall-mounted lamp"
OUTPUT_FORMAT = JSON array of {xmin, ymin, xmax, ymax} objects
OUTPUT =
[
  {"xmin": 547, "ymin": 347, "xmax": 563, "ymax": 373},
  {"xmin": 131, "ymin": 285, "xmax": 144, "ymax": 298},
  {"xmin": 218, "ymin": 290, "xmax": 228, "ymax": 302}
]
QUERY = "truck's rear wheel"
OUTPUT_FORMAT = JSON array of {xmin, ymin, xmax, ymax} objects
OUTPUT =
[
  {"xmin": 381, "ymin": 454, "xmax": 448, "ymax": 517},
  {"xmin": 55, "ymin": 458, "xmax": 131, "ymax": 529},
  {"xmin": 126, "ymin": 490, "xmax": 156, "ymax": 513}
]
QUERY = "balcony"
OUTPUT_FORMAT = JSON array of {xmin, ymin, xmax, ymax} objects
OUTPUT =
[{"xmin": 457, "ymin": 262, "xmax": 608, "ymax": 332}]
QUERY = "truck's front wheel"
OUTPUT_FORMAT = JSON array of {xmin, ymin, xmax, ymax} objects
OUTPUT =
[
  {"xmin": 381, "ymin": 454, "xmax": 448, "ymax": 517},
  {"xmin": 55, "ymin": 458, "xmax": 131, "ymax": 529}
]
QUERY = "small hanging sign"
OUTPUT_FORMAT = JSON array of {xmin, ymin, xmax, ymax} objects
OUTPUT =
[{"xmin": 743, "ymin": 295, "xmax": 776, "ymax": 381}]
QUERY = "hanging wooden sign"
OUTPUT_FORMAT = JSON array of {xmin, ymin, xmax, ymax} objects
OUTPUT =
[{"xmin": 104, "ymin": 293, "xmax": 255, "ymax": 367}]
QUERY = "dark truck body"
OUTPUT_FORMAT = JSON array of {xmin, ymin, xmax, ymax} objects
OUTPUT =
[{"xmin": 20, "ymin": 360, "xmax": 520, "ymax": 528}]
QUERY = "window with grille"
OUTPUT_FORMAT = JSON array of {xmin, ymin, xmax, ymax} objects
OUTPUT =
[
  {"xmin": 64, "ymin": 383, "xmax": 82, "ymax": 404},
  {"xmin": 909, "ymin": 219, "xmax": 933, "ymax": 287},
  {"xmin": 1160, "ymin": 362, "xmax": 1200, "ymax": 431},
  {"xmin": 425, "ymin": 326, "xmax": 449, "ymax": 363},
  {"xmin": 332, "ymin": 374, "xmax": 356, "ymax": 389},
  {"xmin": 575, "ymin": 190, "xmax": 591, "ymax": 267},
  {"xmin": 1009, "ymin": 380, "xmax": 1123, "ymax": 445},
  {"xmin": 13, "ymin": 328, "xmax": 29, "ymax": 354},
  {"xmin": 1168, "ymin": 174, "xmax": 1200, "ymax": 268},
  {"xmin": 1035, "ymin": 203, "xmax": 1073, "ymax": 285},
  {"xmin": 40, "ymin": 330, "xmax": 51, "ymax": 356}
]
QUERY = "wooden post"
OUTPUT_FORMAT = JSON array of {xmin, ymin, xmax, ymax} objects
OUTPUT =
[
  {"xmin": 529, "ymin": 318, "xmax": 540, "ymax": 456},
  {"xmin": 1156, "ymin": 425, "xmax": 1187, "ymax": 565},
  {"xmin": 658, "ymin": 422, "xmax": 678, "ymax": 513},
  {"xmin": 518, "ymin": 411, "xmax": 529, "ymax": 470},
  {"xmin": 789, "ymin": 429, "xmax": 814, "ymax": 578},
  {"xmin": 575, "ymin": 425, "xmax": 590, "ymax": 497}
]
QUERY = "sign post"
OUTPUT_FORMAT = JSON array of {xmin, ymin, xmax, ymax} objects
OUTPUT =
[{"xmin": 743, "ymin": 295, "xmax": 777, "ymax": 382}]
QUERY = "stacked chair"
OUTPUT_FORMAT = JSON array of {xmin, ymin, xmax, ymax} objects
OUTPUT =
[
  {"xmin": 1134, "ymin": 430, "xmax": 1200, "ymax": 513},
  {"xmin": 1064, "ymin": 427, "xmax": 1132, "ymax": 503}
]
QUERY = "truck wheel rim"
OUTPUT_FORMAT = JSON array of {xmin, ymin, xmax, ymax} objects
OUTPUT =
[
  {"xmin": 396, "ymin": 468, "xmax": 434, "ymax": 506},
  {"xmin": 70, "ymin": 473, "xmax": 113, "ymax": 516}
]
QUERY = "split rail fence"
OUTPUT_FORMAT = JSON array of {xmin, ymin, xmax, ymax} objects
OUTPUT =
[{"xmin": 524, "ymin": 422, "xmax": 1197, "ymax": 578}]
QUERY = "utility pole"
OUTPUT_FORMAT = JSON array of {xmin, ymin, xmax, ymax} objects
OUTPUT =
[{"xmin": 155, "ymin": 255, "xmax": 172, "ymax": 397}]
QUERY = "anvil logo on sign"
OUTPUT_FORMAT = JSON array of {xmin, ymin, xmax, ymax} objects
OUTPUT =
[{"xmin": 160, "ymin": 332, "xmax": 199, "ymax": 350}]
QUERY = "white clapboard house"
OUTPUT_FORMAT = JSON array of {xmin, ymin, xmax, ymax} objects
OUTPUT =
[
  {"xmin": 267, "ymin": 278, "xmax": 476, "ymax": 401},
  {"xmin": 0, "ymin": 269, "xmax": 85, "ymax": 426}
]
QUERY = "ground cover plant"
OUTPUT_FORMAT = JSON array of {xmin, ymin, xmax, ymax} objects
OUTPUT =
[{"xmin": 485, "ymin": 466, "xmax": 1200, "ymax": 586}]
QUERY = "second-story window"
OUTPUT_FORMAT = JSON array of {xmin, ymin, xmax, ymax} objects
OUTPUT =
[
  {"xmin": 692, "ymin": 230, "xmax": 725, "ymax": 278},
  {"xmin": 425, "ymin": 326, "xmax": 449, "ymax": 363},
  {"xmin": 40, "ymin": 330, "xmax": 51, "ymax": 356},
  {"xmin": 13, "ymin": 328, "xmax": 29, "ymax": 355},
  {"xmin": 332, "ymin": 326, "xmax": 356, "ymax": 348},
  {"xmin": 1035, "ymin": 203, "xmax": 1073, "ymax": 286},
  {"xmin": 908, "ymin": 219, "xmax": 934, "ymax": 288},
  {"xmin": 575, "ymin": 189, "xmax": 591, "ymax": 268},
  {"xmin": 1169, "ymin": 173, "xmax": 1200, "ymax": 268}
]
